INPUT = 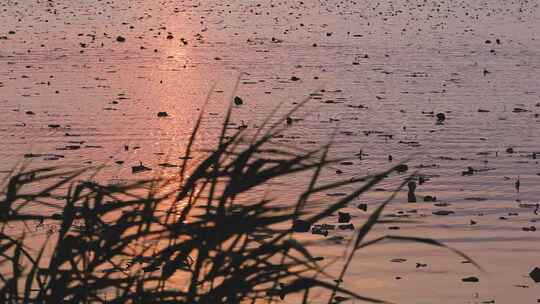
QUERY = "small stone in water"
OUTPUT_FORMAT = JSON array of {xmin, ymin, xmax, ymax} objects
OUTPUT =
[
  {"xmin": 311, "ymin": 226, "xmax": 328, "ymax": 236},
  {"xmin": 132, "ymin": 162, "xmax": 151, "ymax": 174},
  {"xmin": 423, "ymin": 195, "xmax": 437, "ymax": 202},
  {"xmin": 334, "ymin": 296, "xmax": 349, "ymax": 302},
  {"xmin": 292, "ymin": 220, "xmax": 310, "ymax": 233},
  {"xmin": 529, "ymin": 267, "xmax": 540, "ymax": 282},
  {"xmin": 338, "ymin": 212, "xmax": 351, "ymax": 223},
  {"xmin": 462, "ymin": 276, "xmax": 479, "ymax": 283},
  {"xmin": 338, "ymin": 223, "xmax": 354, "ymax": 230},
  {"xmin": 391, "ymin": 258, "xmax": 407, "ymax": 263},
  {"xmin": 436, "ymin": 113, "xmax": 446, "ymax": 122},
  {"xmin": 433, "ymin": 210, "xmax": 454, "ymax": 216},
  {"xmin": 396, "ymin": 164, "xmax": 408, "ymax": 172},
  {"xmin": 234, "ymin": 96, "xmax": 243, "ymax": 105}
]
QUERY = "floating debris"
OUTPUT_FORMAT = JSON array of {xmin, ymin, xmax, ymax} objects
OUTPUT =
[
  {"xmin": 461, "ymin": 276, "xmax": 479, "ymax": 283},
  {"xmin": 292, "ymin": 220, "xmax": 310, "ymax": 233},
  {"xmin": 338, "ymin": 212, "xmax": 351, "ymax": 223},
  {"xmin": 407, "ymin": 181, "xmax": 417, "ymax": 203},
  {"xmin": 529, "ymin": 267, "xmax": 540, "ymax": 283},
  {"xmin": 391, "ymin": 258, "xmax": 407, "ymax": 263},
  {"xmin": 433, "ymin": 210, "xmax": 454, "ymax": 216},
  {"xmin": 357, "ymin": 203, "xmax": 367, "ymax": 211},
  {"xmin": 338, "ymin": 223, "xmax": 354, "ymax": 230},
  {"xmin": 132, "ymin": 162, "xmax": 151, "ymax": 174},
  {"xmin": 234, "ymin": 96, "xmax": 243, "ymax": 105},
  {"xmin": 158, "ymin": 163, "xmax": 178, "ymax": 168},
  {"xmin": 436, "ymin": 113, "xmax": 446, "ymax": 122},
  {"xmin": 396, "ymin": 164, "xmax": 408, "ymax": 173},
  {"xmin": 423, "ymin": 195, "xmax": 437, "ymax": 202},
  {"xmin": 513, "ymin": 107, "xmax": 530, "ymax": 113},
  {"xmin": 311, "ymin": 226, "xmax": 328, "ymax": 236},
  {"xmin": 462, "ymin": 166, "xmax": 481, "ymax": 176}
]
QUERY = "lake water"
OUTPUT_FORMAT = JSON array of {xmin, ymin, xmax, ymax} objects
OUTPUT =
[{"xmin": 1, "ymin": 0, "xmax": 540, "ymax": 302}]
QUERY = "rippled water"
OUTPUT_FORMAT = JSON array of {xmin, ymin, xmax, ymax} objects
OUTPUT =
[{"xmin": 1, "ymin": 0, "xmax": 540, "ymax": 302}]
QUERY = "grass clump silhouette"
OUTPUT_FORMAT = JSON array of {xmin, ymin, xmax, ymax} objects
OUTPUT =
[{"xmin": 0, "ymin": 100, "xmax": 478, "ymax": 303}]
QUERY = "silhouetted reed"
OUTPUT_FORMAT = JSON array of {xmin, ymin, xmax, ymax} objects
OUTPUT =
[{"xmin": 0, "ymin": 100, "xmax": 478, "ymax": 303}]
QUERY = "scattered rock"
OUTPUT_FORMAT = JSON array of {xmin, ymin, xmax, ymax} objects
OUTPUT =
[
  {"xmin": 51, "ymin": 213, "xmax": 63, "ymax": 220},
  {"xmin": 334, "ymin": 296, "xmax": 349, "ymax": 302},
  {"xmin": 338, "ymin": 223, "xmax": 354, "ymax": 230},
  {"xmin": 292, "ymin": 220, "xmax": 311, "ymax": 233},
  {"xmin": 391, "ymin": 258, "xmax": 407, "ymax": 263},
  {"xmin": 513, "ymin": 107, "xmax": 530, "ymax": 113},
  {"xmin": 434, "ymin": 202, "xmax": 450, "ymax": 207},
  {"xmin": 464, "ymin": 197, "xmax": 487, "ymax": 201},
  {"xmin": 436, "ymin": 112, "xmax": 446, "ymax": 122},
  {"xmin": 132, "ymin": 162, "xmax": 151, "ymax": 174},
  {"xmin": 462, "ymin": 276, "xmax": 479, "ymax": 283},
  {"xmin": 311, "ymin": 226, "xmax": 328, "ymax": 236},
  {"xmin": 462, "ymin": 166, "xmax": 475, "ymax": 176},
  {"xmin": 234, "ymin": 96, "xmax": 243, "ymax": 105},
  {"xmin": 396, "ymin": 164, "xmax": 408, "ymax": 173},
  {"xmin": 158, "ymin": 163, "xmax": 178, "ymax": 168},
  {"xmin": 529, "ymin": 267, "xmax": 540, "ymax": 283},
  {"xmin": 315, "ymin": 224, "xmax": 335, "ymax": 230},
  {"xmin": 286, "ymin": 117, "xmax": 293, "ymax": 125},
  {"xmin": 407, "ymin": 180, "xmax": 417, "ymax": 202},
  {"xmin": 338, "ymin": 212, "xmax": 351, "ymax": 223},
  {"xmin": 433, "ymin": 210, "xmax": 454, "ymax": 216},
  {"xmin": 423, "ymin": 195, "xmax": 437, "ymax": 202}
]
